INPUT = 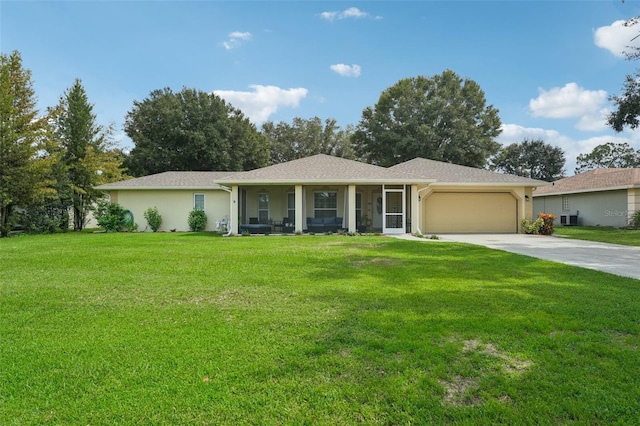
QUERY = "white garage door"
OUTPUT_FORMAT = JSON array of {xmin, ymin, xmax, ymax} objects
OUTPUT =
[{"xmin": 423, "ymin": 192, "xmax": 518, "ymax": 233}]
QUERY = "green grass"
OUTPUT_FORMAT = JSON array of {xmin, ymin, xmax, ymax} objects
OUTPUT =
[
  {"xmin": 2, "ymin": 233, "xmax": 640, "ymax": 424},
  {"xmin": 554, "ymin": 226, "xmax": 640, "ymax": 246}
]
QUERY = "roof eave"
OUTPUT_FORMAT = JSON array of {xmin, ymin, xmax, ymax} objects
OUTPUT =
[
  {"xmin": 429, "ymin": 181, "xmax": 546, "ymax": 187},
  {"xmin": 533, "ymin": 184, "xmax": 639, "ymax": 197},
  {"xmin": 97, "ymin": 185, "xmax": 226, "ymax": 191},
  {"xmin": 219, "ymin": 178, "xmax": 435, "ymax": 185}
]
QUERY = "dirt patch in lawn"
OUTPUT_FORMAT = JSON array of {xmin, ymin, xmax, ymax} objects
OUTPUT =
[
  {"xmin": 439, "ymin": 376, "xmax": 480, "ymax": 407},
  {"xmin": 440, "ymin": 338, "xmax": 533, "ymax": 407},
  {"xmin": 463, "ymin": 339, "xmax": 532, "ymax": 375}
]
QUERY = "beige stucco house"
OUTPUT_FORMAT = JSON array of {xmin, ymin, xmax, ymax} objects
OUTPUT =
[
  {"xmin": 97, "ymin": 154, "xmax": 546, "ymax": 234},
  {"xmin": 533, "ymin": 168, "xmax": 640, "ymax": 227}
]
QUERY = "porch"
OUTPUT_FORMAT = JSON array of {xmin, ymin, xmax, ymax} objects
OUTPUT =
[{"xmin": 228, "ymin": 184, "xmax": 419, "ymax": 235}]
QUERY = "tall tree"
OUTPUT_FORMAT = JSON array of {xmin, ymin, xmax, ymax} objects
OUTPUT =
[
  {"xmin": 54, "ymin": 79, "xmax": 125, "ymax": 231},
  {"xmin": 607, "ymin": 11, "xmax": 640, "ymax": 132},
  {"xmin": 607, "ymin": 70, "xmax": 640, "ymax": 132},
  {"xmin": 0, "ymin": 51, "xmax": 50, "ymax": 237},
  {"xmin": 124, "ymin": 87, "xmax": 269, "ymax": 176},
  {"xmin": 575, "ymin": 142, "xmax": 640, "ymax": 174},
  {"xmin": 352, "ymin": 70, "xmax": 502, "ymax": 167},
  {"xmin": 262, "ymin": 117, "xmax": 355, "ymax": 164},
  {"xmin": 490, "ymin": 138, "xmax": 565, "ymax": 182}
]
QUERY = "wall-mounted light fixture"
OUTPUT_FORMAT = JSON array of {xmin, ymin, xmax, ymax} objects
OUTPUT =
[
  {"xmin": 418, "ymin": 195, "xmax": 421, "ymax": 202},
  {"xmin": 525, "ymin": 195, "xmax": 530, "ymax": 202}
]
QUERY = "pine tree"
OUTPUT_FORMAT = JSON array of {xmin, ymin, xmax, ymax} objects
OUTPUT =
[{"xmin": 0, "ymin": 51, "xmax": 49, "ymax": 237}]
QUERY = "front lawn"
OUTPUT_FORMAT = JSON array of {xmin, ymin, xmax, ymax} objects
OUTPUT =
[
  {"xmin": 554, "ymin": 226, "xmax": 640, "ymax": 246},
  {"xmin": 1, "ymin": 233, "xmax": 639, "ymax": 424}
]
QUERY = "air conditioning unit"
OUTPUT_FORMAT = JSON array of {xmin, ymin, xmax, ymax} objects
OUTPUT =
[{"xmin": 560, "ymin": 212, "xmax": 579, "ymax": 226}]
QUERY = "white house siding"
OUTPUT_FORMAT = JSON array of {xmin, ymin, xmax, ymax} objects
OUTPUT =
[
  {"xmin": 108, "ymin": 189, "xmax": 229, "ymax": 232},
  {"xmin": 533, "ymin": 189, "xmax": 629, "ymax": 227}
]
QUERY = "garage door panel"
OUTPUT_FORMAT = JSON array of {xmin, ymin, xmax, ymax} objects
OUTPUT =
[{"xmin": 423, "ymin": 192, "xmax": 517, "ymax": 233}]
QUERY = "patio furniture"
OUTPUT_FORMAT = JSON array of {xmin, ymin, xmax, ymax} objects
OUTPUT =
[{"xmin": 306, "ymin": 217, "xmax": 343, "ymax": 233}]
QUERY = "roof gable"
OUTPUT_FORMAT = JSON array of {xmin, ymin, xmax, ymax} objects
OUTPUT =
[
  {"xmin": 218, "ymin": 154, "xmax": 428, "ymax": 184},
  {"xmin": 391, "ymin": 158, "xmax": 547, "ymax": 185},
  {"xmin": 534, "ymin": 168, "xmax": 640, "ymax": 195}
]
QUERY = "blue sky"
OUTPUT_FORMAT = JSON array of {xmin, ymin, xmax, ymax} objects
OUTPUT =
[{"xmin": 3, "ymin": 1, "xmax": 640, "ymax": 174}]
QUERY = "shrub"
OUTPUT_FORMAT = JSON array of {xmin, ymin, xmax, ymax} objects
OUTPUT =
[
  {"xmin": 188, "ymin": 209, "xmax": 207, "ymax": 231},
  {"xmin": 538, "ymin": 212, "xmax": 556, "ymax": 235},
  {"xmin": 21, "ymin": 205, "xmax": 67, "ymax": 234},
  {"xmin": 144, "ymin": 206, "xmax": 163, "ymax": 232},
  {"xmin": 630, "ymin": 211, "xmax": 640, "ymax": 229},
  {"xmin": 521, "ymin": 218, "xmax": 543, "ymax": 234},
  {"xmin": 522, "ymin": 213, "xmax": 556, "ymax": 235},
  {"xmin": 94, "ymin": 200, "xmax": 128, "ymax": 232}
]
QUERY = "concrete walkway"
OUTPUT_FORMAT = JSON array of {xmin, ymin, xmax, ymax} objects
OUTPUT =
[{"xmin": 394, "ymin": 234, "xmax": 640, "ymax": 280}]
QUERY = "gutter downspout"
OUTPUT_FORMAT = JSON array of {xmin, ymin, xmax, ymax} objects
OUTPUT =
[
  {"xmin": 415, "ymin": 185, "xmax": 432, "ymax": 236},
  {"xmin": 218, "ymin": 185, "xmax": 234, "ymax": 236}
]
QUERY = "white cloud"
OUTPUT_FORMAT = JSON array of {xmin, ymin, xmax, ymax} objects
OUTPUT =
[
  {"xmin": 575, "ymin": 108, "xmax": 611, "ymax": 132},
  {"xmin": 319, "ymin": 7, "xmax": 378, "ymax": 22},
  {"xmin": 529, "ymin": 83, "xmax": 609, "ymax": 131},
  {"xmin": 222, "ymin": 31, "xmax": 252, "ymax": 50},
  {"xmin": 330, "ymin": 63, "xmax": 361, "ymax": 77},
  {"xmin": 497, "ymin": 123, "xmax": 640, "ymax": 175},
  {"xmin": 213, "ymin": 85, "xmax": 308, "ymax": 124},
  {"xmin": 594, "ymin": 20, "xmax": 640, "ymax": 58},
  {"xmin": 530, "ymin": 83, "xmax": 607, "ymax": 119}
]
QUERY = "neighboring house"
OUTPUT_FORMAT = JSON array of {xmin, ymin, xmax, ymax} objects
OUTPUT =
[
  {"xmin": 97, "ymin": 154, "xmax": 546, "ymax": 234},
  {"xmin": 533, "ymin": 168, "xmax": 640, "ymax": 227}
]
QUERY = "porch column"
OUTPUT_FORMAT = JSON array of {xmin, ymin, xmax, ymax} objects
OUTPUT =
[
  {"xmin": 348, "ymin": 184, "xmax": 356, "ymax": 233},
  {"xmin": 295, "ymin": 184, "xmax": 303, "ymax": 234},
  {"xmin": 230, "ymin": 185, "xmax": 239, "ymax": 235},
  {"xmin": 411, "ymin": 184, "xmax": 419, "ymax": 234}
]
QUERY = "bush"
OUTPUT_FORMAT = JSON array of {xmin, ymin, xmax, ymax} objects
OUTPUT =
[
  {"xmin": 521, "ymin": 218, "xmax": 543, "ymax": 234},
  {"xmin": 144, "ymin": 206, "xmax": 163, "ymax": 232},
  {"xmin": 21, "ymin": 205, "xmax": 68, "ymax": 234},
  {"xmin": 188, "ymin": 209, "xmax": 207, "ymax": 231},
  {"xmin": 522, "ymin": 213, "xmax": 556, "ymax": 235},
  {"xmin": 538, "ymin": 212, "xmax": 556, "ymax": 235},
  {"xmin": 94, "ymin": 201, "xmax": 137, "ymax": 232},
  {"xmin": 94, "ymin": 200, "xmax": 128, "ymax": 232},
  {"xmin": 630, "ymin": 211, "xmax": 640, "ymax": 229}
]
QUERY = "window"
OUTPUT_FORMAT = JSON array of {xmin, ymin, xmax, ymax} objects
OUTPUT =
[
  {"xmin": 194, "ymin": 193, "xmax": 205, "ymax": 210},
  {"xmin": 356, "ymin": 193, "xmax": 362, "ymax": 224},
  {"xmin": 258, "ymin": 193, "xmax": 269, "ymax": 223},
  {"xmin": 287, "ymin": 193, "xmax": 295, "ymax": 222},
  {"xmin": 562, "ymin": 195, "xmax": 569, "ymax": 212},
  {"xmin": 314, "ymin": 191, "xmax": 337, "ymax": 218}
]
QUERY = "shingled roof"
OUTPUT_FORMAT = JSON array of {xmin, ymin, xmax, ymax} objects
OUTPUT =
[
  {"xmin": 218, "ymin": 154, "xmax": 431, "ymax": 184},
  {"xmin": 391, "ymin": 158, "xmax": 548, "ymax": 185},
  {"xmin": 96, "ymin": 171, "xmax": 236, "ymax": 190},
  {"xmin": 534, "ymin": 168, "xmax": 640, "ymax": 196}
]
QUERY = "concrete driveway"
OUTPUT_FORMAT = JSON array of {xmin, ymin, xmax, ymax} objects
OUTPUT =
[{"xmin": 433, "ymin": 234, "xmax": 640, "ymax": 280}]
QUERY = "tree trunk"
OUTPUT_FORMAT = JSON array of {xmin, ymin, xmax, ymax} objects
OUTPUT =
[
  {"xmin": 1, "ymin": 204, "xmax": 12, "ymax": 238},
  {"xmin": 73, "ymin": 194, "xmax": 83, "ymax": 231}
]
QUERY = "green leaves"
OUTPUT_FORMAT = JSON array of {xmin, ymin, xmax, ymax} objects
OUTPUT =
[
  {"xmin": 52, "ymin": 79, "xmax": 124, "ymax": 231},
  {"xmin": 353, "ymin": 70, "xmax": 502, "ymax": 168},
  {"xmin": 262, "ymin": 116, "xmax": 355, "ymax": 165},
  {"xmin": 124, "ymin": 88, "xmax": 269, "ymax": 176},
  {"xmin": 0, "ymin": 51, "xmax": 50, "ymax": 236},
  {"xmin": 491, "ymin": 138, "xmax": 566, "ymax": 181},
  {"xmin": 575, "ymin": 142, "xmax": 640, "ymax": 174}
]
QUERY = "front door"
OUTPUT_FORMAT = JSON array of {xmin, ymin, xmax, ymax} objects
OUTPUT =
[
  {"xmin": 383, "ymin": 187, "xmax": 405, "ymax": 234},
  {"xmin": 372, "ymin": 191, "xmax": 382, "ymax": 230}
]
